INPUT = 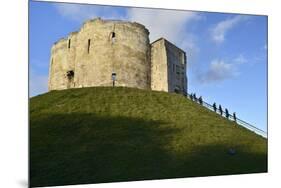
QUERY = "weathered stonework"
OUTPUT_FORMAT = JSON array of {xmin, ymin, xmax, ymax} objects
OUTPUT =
[
  {"xmin": 48, "ymin": 18, "xmax": 187, "ymax": 95},
  {"xmin": 151, "ymin": 38, "xmax": 187, "ymax": 93}
]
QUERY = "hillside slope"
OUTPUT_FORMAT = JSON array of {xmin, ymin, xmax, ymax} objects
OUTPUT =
[{"xmin": 30, "ymin": 87, "xmax": 267, "ymax": 187}]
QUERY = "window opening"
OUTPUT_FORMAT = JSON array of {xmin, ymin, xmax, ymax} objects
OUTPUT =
[
  {"xmin": 110, "ymin": 32, "xmax": 116, "ymax": 43},
  {"xmin": 87, "ymin": 39, "xmax": 91, "ymax": 53},
  {"xmin": 68, "ymin": 39, "xmax": 71, "ymax": 49},
  {"xmin": 66, "ymin": 70, "xmax": 74, "ymax": 80}
]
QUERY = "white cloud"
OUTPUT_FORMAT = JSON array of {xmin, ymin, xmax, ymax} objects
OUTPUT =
[
  {"xmin": 197, "ymin": 54, "xmax": 254, "ymax": 84},
  {"xmin": 198, "ymin": 59, "xmax": 239, "ymax": 84},
  {"xmin": 127, "ymin": 8, "xmax": 201, "ymax": 67},
  {"xmin": 127, "ymin": 8, "xmax": 200, "ymax": 43},
  {"xmin": 210, "ymin": 15, "xmax": 248, "ymax": 44},
  {"xmin": 54, "ymin": 3, "xmax": 127, "ymax": 22},
  {"xmin": 233, "ymin": 54, "xmax": 247, "ymax": 64},
  {"xmin": 234, "ymin": 53, "xmax": 266, "ymax": 66}
]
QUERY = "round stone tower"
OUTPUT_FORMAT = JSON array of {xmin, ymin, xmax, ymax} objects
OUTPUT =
[{"xmin": 48, "ymin": 18, "xmax": 151, "ymax": 91}]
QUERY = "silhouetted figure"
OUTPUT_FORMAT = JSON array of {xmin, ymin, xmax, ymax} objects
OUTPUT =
[
  {"xmin": 225, "ymin": 108, "xmax": 229, "ymax": 119},
  {"xmin": 198, "ymin": 96, "xmax": 203, "ymax": 105},
  {"xmin": 193, "ymin": 93, "xmax": 197, "ymax": 102},
  {"xmin": 219, "ymin": 105, "xmax": 223, "ymax": 115},
  {"xmin": 233, "ymin": 112, "xmax": 237, "ymax": 122},
  {"xmin": 213, "ymin": 102, "xmax": 217, "ymax": 112},
  {"xmin": 190, "ymin": 93, "xmax": 194, "ymax": 101}
]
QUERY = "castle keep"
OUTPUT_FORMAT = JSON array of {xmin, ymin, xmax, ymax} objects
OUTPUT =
[{"xmin": 48, "ymin": 18, "xmax": 187, "ymax": 94}]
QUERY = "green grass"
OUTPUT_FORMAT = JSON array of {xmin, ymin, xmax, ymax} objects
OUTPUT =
[{"xmin": 30, "ymin": 87, "xmax": 267, "ymax": 187}]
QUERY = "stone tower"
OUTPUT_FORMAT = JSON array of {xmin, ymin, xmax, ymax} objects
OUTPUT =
[
  {"xmin": 151, "ymin": 38, "xmax": 187, "ymax": 94},
  {"xmin": 48, "ymin": 18, "xmax": 187, "ymax": 95}
]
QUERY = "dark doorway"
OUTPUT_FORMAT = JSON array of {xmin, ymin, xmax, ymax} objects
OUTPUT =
[{"xmin": 66, "ymin": 70, "xmax": 74, "ymax": 88}]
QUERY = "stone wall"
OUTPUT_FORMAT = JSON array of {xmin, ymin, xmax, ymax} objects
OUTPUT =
[
  {"xmin": 151, "ymin": 38, "xmax": 187, "ymax": 95},
  {"xmin": 48, "ymin": 32, "xmax": 78, "ymax": 90},
  {"xmin": 165, "ymin": 40, "xmax": 187, "ymax": 94},
  {"xmin": 150, "ymin": 39, "xmax": 169, "ymax": 92},
  {"xmin": 48, "ymin": 18, "xmax": 151, "ymax": 90}
]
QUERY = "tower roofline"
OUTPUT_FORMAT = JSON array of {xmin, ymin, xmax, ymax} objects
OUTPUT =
[
  {"xmin": 53, "ymin": 17, "xmax": 150, "ymax": 46},
  {"xmin": 151, "ymin": 37, "xmax": 186, "ymax": 55}
]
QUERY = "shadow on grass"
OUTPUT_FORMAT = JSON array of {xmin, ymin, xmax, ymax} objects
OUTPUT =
[{"xmin": 30, "ymin": 113, "xmax": 267, "ymax": 187}]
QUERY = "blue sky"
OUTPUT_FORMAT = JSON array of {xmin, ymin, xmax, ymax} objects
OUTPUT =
[{"xmin": 29, "ymin": 1, "xmax": 267, "ymax": 132}]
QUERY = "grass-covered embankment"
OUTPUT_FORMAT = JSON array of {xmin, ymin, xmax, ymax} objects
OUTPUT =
[{"xmin": 30, "ymin": 87, "xmax": 267, "ymax": 187}]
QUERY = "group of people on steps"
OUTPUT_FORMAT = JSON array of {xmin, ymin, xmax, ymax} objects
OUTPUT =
[{"xmin": 189, "ymin": 93, "xmax": 237, "ymax": 122}]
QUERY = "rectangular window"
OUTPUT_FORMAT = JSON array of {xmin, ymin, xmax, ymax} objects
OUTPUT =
[
  {"xmin": 173, "ymin": 64, "xmax": 175, "ymax": 72},
  {"xmin": 87, "ymin": 39, "xmax": 91, "ymax": 53},
  {"xmin": 68, "ymin": 39, "xmax": 71, "ymax": 49},
  {"xmin": 111, "ymin": 32, "xmax": 116, "ymax": 43},
  {"xmin": 176, "ymin": 65, "xmax": 180, "ymax": 74}
]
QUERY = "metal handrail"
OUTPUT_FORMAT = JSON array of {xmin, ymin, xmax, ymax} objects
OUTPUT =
[{"xmin": 186, "ymin": 93, "xmax": 267, "ymax": 138}]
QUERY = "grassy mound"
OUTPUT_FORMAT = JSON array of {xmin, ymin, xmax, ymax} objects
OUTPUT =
[{"xmin": 30, "ymin": 87, "xmax": 267, "ymax": 187}]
